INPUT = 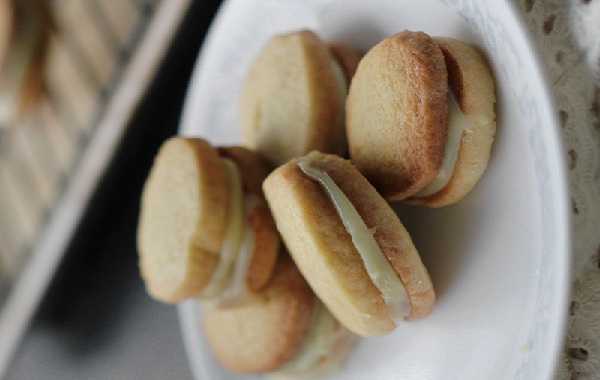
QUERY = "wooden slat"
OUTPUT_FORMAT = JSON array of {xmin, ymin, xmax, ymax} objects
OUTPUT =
[
  {"xmin": 0, "ymin": 1, "xmax": 152, "ymax": 279},
  {"xmin": 0, "ymin": 184, "xmax": 22, "ymax": 276},
  {"xmin": 0, "ymin": 161, "xmax": 38, "ymax": 253},
  {"xmin": 1, "ymin": 1, "xmax": 149, "ymax": 279},
  {"xmin": 45, "ymin": 35, "xmax": 98, "ymax": 131},
  {"xmin": 53, "ymin": 0, "xmax": 116, "ymax": 86},
  {"xmin": 11, "ymin": 126, "xmax": 56, "ymax": 206},
  {"xmin": 91, "ymin": 0, "xmax": 139, "ymax": 46},
  {"xmin": 38, "ymin": 101, "xmax": 76, "ymax": 173},
  {"xmin": 0, "ymin": 1, "xmax": 193, "ymax": 375}
]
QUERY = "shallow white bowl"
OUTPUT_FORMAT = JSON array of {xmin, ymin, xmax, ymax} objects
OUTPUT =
[{"xmin": 177, "ymin": 1, "xmax": 572, "ymax": 379}]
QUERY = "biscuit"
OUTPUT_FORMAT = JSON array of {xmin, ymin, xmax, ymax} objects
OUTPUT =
[
  {"xmin": 347, "ymin": 31, "xmax": 448, "ymax": 200},
  {"xmin": 328, "ymin": 42, "xmax": 361, "ymax": 79},
  {"xmin": 241, "ymin": 30, "xmax": 357, "ymax": 165},
  {"xmin": 138, "ymin": 138, "xmax": 279, "ymax": 303},
  {"xmin": 218, "ymin": 146, "xmax": 271, "ymax": 196},
  {"xmin": 408, "ymin": 37, "xmax": 496, "ymax": 207},
  {"xmin": 203, "ymin": 256, "xmax": 316, "ymax": 373},
  {"xmin": 264, "ymin": 152, "xmax": 435, "ymax": 336},
  {"xmin": 138, "ymin": 137, "xmax": 230, "ymax": 303}
]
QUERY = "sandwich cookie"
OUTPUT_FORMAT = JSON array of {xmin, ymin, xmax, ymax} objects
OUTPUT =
[
  {"xmin": 263, "ymin": 152, "xmax": 435, "ymax": 336},
  {"xmin": 203, "ymin": 256, "xmax": 355, "ymax": 375},
  {"xmin": 137, "ymin": 137, "xmax": 279, "ymax": 304},
  {"xmin": 241, "ymin": 30, "xmax": 360, "ymax": 165},
  {"xmin": 346, "ymin": 31, "xmax": 496, "ymax": 207}
]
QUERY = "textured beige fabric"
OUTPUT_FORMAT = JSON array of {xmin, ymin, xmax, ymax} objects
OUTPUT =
[{"xmin": 518, "ymin": 1, "xmax": 600, "ymax": 379}]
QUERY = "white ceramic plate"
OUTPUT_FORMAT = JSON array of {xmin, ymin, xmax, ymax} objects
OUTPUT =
[{"xmin": 177, "ymin": 1, "xmax": 571, "ymax": 379}]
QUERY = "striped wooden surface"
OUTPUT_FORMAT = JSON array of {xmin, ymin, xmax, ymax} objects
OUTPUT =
[
  {"xmin": 0, "ymin": 0, "xmax": 159, "ymax": 278},
  {"xmin": 0, "ymin": 1, "xmax": 191, "ymax": 375}
]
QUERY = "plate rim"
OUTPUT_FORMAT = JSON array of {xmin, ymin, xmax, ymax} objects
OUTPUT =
[{"xmin": 501, "ymin": 1, "xmax": 571, "ymax": 378}]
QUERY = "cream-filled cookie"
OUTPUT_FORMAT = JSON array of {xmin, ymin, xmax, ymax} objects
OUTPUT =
[
  {"xmin": 241, "ymin": 30, "xmax": 360, "ymax": 165},
  {"xmin": 137, "ymin": 137, "xmax": 279, "ymax": 304},
  {"xmin": 346, "ymin": 31, "xmax": 496, "ymax": 207},
  {"xmin": 203, "ymin": 256, "xmax": 355, "ymax": 375},
  {"xmin": 263, "ymin": 152, "xmax": 435, "ymax": 336}
]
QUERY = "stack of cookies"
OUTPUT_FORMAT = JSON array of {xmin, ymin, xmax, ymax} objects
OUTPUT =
[{"xmin": 137, "ymin": 29, "xmax": 496, "ymax": 377}]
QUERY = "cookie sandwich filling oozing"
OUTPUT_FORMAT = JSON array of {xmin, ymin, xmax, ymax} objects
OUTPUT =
[
  {"xmin": 415, "ymin": 91, "xmax": 469, "ymax": 197},
  {"xmin": 297, "ymin": 158, "xmax": 411, "ymax": 322},
  {"xmin": 200, "ymin": 159, "xmax": 258, "ymax": 304}
]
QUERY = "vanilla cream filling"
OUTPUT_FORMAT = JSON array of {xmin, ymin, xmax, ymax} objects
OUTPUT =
[
  {"xmin": 298, "ymin": 160, "xmax": 411, "ymax": 321},
  {"xmin": 216, "ymin": 196, "xmax": 263, "ymax": 305},
  {"xmin": 416, "ymin": 92, "xmax": 468, "ymax": 197},
  {"xmin": 278, "ymin": 302, "xmax": 340, "ymax": 373},
  {"xmin": 200, "ymin": 159, "xmax": 246, "ymax": 297}
]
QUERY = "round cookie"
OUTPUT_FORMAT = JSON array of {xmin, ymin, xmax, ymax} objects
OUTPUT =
[
  {"xmin": 203, "ymin": 256, "xmax": 315, "ymax": 373},
  {"xmin": 218, "ymin": 146, "xmax": 271, "ymax": 196},
  {"xmin": 138, "ymin": 138, "xmax": 280, "ymax": 303},
  {"xmin": 263, "ymin": 152, "xmax": 435, "ymax": 336},
  {"xmin": 203, "ymin": 256, "xmax": 353, "ymax": 374},
  {"xmin": 346, "ymin": 31, "xmax": 448, "ymax": 200},
  {"xmin": 328, "ymin": 42, "xmax": 361, "ymax": 79},
  {"xmin": 244, "ymin": 202, "xmax": 280, "ymax": 292},
  {"xmin": 407, "ymin": 37, "xmax": 496, "ymax": 207},
  {"xmin": 138, "ymin": 138, "xmax": 230, "ymax": 302},
  {"xmin": 241, "ymin": 30, "xmax": 359, "ymax": 165},
  {"xmin": 218, "ymin": 146, "xmax": 279, "ymax": 293}
]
